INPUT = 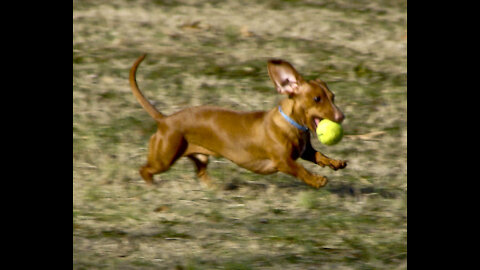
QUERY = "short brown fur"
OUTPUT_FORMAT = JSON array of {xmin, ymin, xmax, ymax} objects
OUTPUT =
[{"xmin": 130, "ymin": 54, "xmax": 346, "ymax": 188}]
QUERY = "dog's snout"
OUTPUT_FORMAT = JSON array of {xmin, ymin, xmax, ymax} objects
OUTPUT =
[{"xmin": 335, "ymin": 110, "xmax": 345, "ymax": 124}]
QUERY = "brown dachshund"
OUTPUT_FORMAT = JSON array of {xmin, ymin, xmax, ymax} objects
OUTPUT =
[{"xmin": 129, "ymin": 54, "xmax": 347, "ymax": 188}]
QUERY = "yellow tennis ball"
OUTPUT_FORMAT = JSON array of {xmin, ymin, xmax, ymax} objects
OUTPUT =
[{"xmin": 316, "ymin": 119, "xmax": 343, "ymax": 145}]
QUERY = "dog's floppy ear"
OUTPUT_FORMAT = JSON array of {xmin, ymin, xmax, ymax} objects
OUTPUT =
[{"xmin": 267, "ymin": 59, "xmax": 304, "ymax": 94}]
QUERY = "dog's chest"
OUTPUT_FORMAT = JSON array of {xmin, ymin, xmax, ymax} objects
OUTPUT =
[{"xmin": 291, "ymin": 132, "xmax": 309, "ymax": 159}]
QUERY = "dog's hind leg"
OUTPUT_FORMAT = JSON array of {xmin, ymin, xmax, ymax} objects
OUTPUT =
[
  {"xmin": 139, "ymin": 131, "xmax": 187, "ymax": 185},
  {"xmin": 183, "ymin": 144, "xmax": 217, "ymax": 186},
  {"xmin": 187, "ymin": 153, "xmax": 212, "ymax": 186}
]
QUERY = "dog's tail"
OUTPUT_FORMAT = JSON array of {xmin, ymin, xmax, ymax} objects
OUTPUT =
[{"xmin": 129, "ymin": 54, "xmax": 164, "ymax": 120}]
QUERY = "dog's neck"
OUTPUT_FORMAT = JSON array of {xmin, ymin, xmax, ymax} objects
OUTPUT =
[
  {"xmin": 278, "ymin": 105, "xmax": 309, "ymax": 132},
  {"xmin": 276, "ymin": 99, "xmax": 309, "ymax": 132}
]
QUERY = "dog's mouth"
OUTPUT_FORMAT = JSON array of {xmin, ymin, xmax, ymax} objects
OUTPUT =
[{"xmin": 312, "ymin": 117, "xmax": 322, "ymax": 134}]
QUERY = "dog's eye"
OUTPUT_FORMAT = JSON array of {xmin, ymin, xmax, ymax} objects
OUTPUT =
[{"xmin": 313, "ymin": 96, "xmax": 321, "ymax": 102}]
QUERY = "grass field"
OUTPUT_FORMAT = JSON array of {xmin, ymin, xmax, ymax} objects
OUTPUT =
[{"xmin": 73, "ymin": 0, "xmax": 407, "ymax": 269}]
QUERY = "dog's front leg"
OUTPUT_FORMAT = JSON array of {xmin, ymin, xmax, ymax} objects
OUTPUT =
[
  {"xmin": 275, "ymin": 158, "xmax": 328, "ymax": 188},
  {"xmin": 301, "ymin": 142, "xmax": 347, "ymax": 171}
]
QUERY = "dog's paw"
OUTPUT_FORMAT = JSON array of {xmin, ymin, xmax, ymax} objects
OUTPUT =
[
  {"xmin": 309, "ymin": 175, "xmax": 328, "ymax": 188},
  {"xmin": 328, "ymin": 159, "xmax": 347, "ymax": 171}
]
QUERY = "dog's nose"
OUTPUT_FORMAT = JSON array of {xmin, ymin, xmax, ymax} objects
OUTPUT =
[{"xmin": 335, "ymin": 110, "xmax": 345, "ymax": 124}]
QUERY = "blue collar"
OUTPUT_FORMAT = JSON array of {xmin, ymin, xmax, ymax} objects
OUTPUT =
[{"xmin": 278, "ymin": 106, "xmax": 309, "ymax": 132}]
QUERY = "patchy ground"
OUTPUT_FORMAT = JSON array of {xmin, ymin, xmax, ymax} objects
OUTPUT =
[{"xmin": 73, "ymin": 0, "xmax": 406, "ymax": 269}]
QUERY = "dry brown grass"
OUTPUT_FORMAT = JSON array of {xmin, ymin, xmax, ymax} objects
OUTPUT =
[{"xmin": 73, "ymin": 0, "xmax": 406, "ymax": 269}]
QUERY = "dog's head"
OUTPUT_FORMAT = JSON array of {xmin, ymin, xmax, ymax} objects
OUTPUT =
[{"xmin": 267, "ymin": 59, "xmax": 345, "ymax": 132}]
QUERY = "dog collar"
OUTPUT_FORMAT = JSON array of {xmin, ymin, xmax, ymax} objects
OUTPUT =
[{"xmin": 278, "ymin": 106, "xmax": 309, "ymax": 132}]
